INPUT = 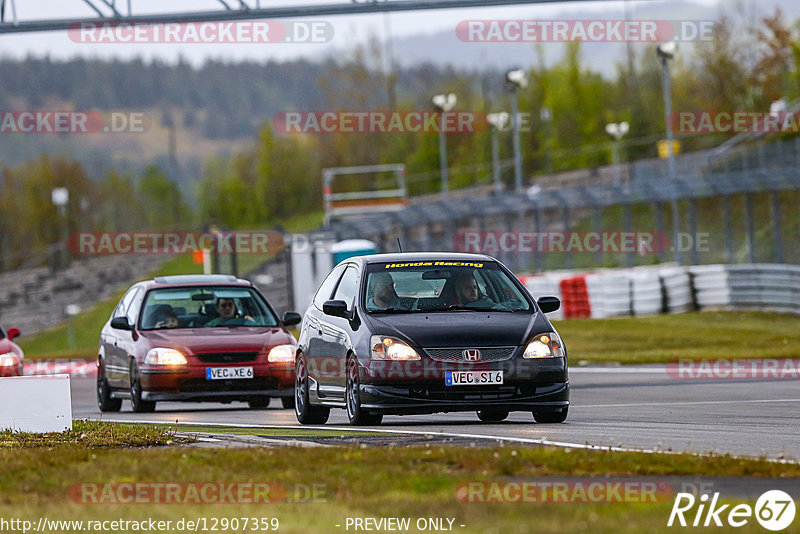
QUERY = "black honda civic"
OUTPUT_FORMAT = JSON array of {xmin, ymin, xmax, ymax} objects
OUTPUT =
[{"xmin": 295, "ymin": 253, "xmax": 569, "ymax": 425}]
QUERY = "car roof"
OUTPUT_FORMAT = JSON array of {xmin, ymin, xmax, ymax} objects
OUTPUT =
[
  {"xmin": 343, "ymin": 252, "xmax": 498, "ymax": 266},
  {"xmin": 134, "ymin": 274, "xmax": 255, "ymax": 290}
]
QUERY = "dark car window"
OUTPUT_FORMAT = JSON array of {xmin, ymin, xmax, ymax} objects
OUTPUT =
[
  {"xmin": 364, "ymin": 261, "xmax": 531, "ymax": 312},
  {"xmin": 332, "ymin": 266, "xmax": 359, "ymax": 311},
  {"xmin": 313, "ymin": 264, "xmax": 346, "ymax": 309},
  {"xmin": 125, "ymin": 288, "xmax": 144, "ymax": 325},
  {"xmin": 114, "ymin": 287, "xmax": 139, "ymax": 319},
  {"xmin": 0, "ymin": 327, "xmax": 5, "ymax": 339},
  {"xmin": 139, "ymin": 286, "xmax": 278, "ymax": 329}
]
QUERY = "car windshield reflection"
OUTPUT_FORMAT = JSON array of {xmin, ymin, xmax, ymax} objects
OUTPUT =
[
  {"xmin": 364, "ymin": 263, "xmax": 531, "ymax": 313},
  {"xmin": 139, "ymin": 286, "xmax": 279, "ymax": 329}
]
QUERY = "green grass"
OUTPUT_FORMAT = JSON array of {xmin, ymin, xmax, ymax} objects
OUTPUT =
[
  {"xmin": 171, "ymin": 424, "xmax": 393, "ymax": 438},
  {"xmin": 554, "ymin": 311, "xmax": 800, "ymax": 364},
  {"xmin": 0, "ymin": 444, "xmax": 796, "ymax": 533},
  {"xmin": 0, "ymin": 420, "xmax": 188, "ymax": 449}
]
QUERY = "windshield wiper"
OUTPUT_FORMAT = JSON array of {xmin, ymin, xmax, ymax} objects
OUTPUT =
[{"xmin": 371, "ymin": 307, "xmax": 414, "ymax": 313}]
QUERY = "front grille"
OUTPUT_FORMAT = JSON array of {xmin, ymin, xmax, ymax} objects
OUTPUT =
[
  {"xmin": 178, "ymin": 377, "xmax": 276, "ymax": 393},
  {"xmin": 424, "ymin": 347, "xmax": 516, "ymax": 363},
  {"xmin": 195, "ymin": 352, "xmax": 259, "ymax": 364},
  {"xmin": 410, "ymin": 385, "xmax": 519, "ymax": 401}
]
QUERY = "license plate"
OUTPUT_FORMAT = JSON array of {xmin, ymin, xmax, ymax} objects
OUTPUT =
[
  {"xmin": 206, "ymin": 367, "xmax": 253, "ymax": 380},
  {"xmin": 445, "ymin": 370, "xmax": 503, "ymax": 386}
]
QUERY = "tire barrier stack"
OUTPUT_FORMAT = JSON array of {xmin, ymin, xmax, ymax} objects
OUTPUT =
[
  {"xmin": 520, "ymin": 273, "xmax": 571, "ymax": 321},
  {"xmin": 559, "ymin": 275, "xmax": 591, "ymax": 318},
  {"xmin": 689, "ymin": 263, "xmax": 800, "ymax": 314},
  {"xmin": 519, "ymin": 263, "xmax": 800, "ymax": 319},
  {"xmin": 585, "ymin": 272, "xmax": 631, "ymax": 319}
]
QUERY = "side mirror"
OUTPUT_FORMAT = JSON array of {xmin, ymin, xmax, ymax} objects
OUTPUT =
[
  {"xmin": 537, "ymin": 296, "xmax": 561, "ymax": 314},
  {"xmin": 282, "ymin": 311, "xmax": 302, "ymax": 327},
  {"xmin": 6, "ymin": 328, "xmax": 20, "ymax": 341},
  {"xmin": 110, "ymin": 317, "xmax": 132, "ymax": 331},
  {"xmin": 322, "ymin": 300, "xmax": 349, "ymax": 319}
]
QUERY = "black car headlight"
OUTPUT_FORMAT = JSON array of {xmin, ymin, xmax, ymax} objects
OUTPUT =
[
  {"xmin": 523, "ymin": 332, "xmax": 565, "ymax": 359},
  {"xmin": 370, "ymin": 336, "xmax": 421, "ymax": 361}
]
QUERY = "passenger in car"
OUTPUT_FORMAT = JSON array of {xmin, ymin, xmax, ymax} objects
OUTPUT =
[
  {"xmin": 155, "ymin": 308, "xmax": 179, "ymax": 329},
  {"xmin": 454, "ymin": 273, "xmax": 494, "ymax": 307}
]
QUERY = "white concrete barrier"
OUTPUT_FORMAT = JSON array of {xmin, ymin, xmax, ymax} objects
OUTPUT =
[{"xmin": 0, "ymin": 374, "xmax": 72, "ymax": 433}]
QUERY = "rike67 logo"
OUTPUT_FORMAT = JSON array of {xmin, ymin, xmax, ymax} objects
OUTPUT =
[{"xmin": 668, "ymin": 490, "xmax": 796, "ymax": 531}]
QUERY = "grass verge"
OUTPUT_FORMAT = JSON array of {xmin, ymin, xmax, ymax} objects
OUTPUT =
[
  {"xmin": 0, "ymin": 444, "xmax": 796, "ymax": 533},
  {"xmin": 0, "ymin": 420, "xmax": 189, "ymax": 449},
  {"xmin": 553, "ymin": 311, "xmax": 800, "ymax": 364},
  {"xmin": 171, "ymin": 424, "xmax": 393, "ymax": 438}
]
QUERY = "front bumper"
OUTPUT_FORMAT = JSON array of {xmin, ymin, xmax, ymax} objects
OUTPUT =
[
  {"xmin": 139, "ymin": 361, "xmax": 295, "ymax": 402},
  {"xmin": 356, "ymin": 357, "xmax": 569, "ymax": 415}
]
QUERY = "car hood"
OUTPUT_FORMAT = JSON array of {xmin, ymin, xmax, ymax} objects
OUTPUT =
[
  {"xmin": 140, "ymin": 327, "xmax": 294, "ymax": 355},
  {"xmin": 366, "ymin": 311, "xmax": 544, "ymax": 348}
]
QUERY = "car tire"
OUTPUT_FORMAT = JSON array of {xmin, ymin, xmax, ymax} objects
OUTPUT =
[
  {"xmin": 247, "ymin": 396, "xmax": 270, "ymax": 409},
  {"xmin": 295, "ymin": 353, "xmax": 329, "ymax": 425},
  {"xmin": 533, "ymin": 406, "xmax": 568, "ymax": 424},
  {"xmin": 96, "ymin": 360, "xmax": 122, "ymax": 413},
  {"xmin": 129, "ymin": 360, "xmax": 156, "ymax": 413},
  {"xmin": 346, "ymin": 355, "xmax": 382, "ymax": 426},
  {"xmin": 280, "ymin": 396, "xmax": 295, "ymax": 409},
  {"xmin": 476, "ymin": 409, "xmax": 509, "ymax": 422}
]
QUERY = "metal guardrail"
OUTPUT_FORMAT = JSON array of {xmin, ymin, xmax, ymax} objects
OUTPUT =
[{"xmin": 325, "ymin": 138, "xmax": 800, "ymax": 271}]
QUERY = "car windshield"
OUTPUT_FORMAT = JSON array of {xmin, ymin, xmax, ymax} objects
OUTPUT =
[
  {"xmin": 363, "ymin": 261, "xmax": 531, "ymax": 313},
  {"xmin": 140, "ymin": 286, "xmax": 278, "ymax": 329}
]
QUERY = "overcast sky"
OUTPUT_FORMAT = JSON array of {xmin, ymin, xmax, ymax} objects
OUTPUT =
[{"xmin": 0, "ymin": 0, "xmax": 723, "ymax": 65}]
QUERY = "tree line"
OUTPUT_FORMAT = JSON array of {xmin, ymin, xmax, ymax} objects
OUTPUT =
[{"xmin": 2, "ymin": 7, "xmax": 800, "ymax": 270}]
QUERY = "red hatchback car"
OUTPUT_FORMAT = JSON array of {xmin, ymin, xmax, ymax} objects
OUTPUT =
[
  {"xmin": 0, "ymin": 326, "xmax": 24, "ymax": 377},
  {"xmin": 96, "ymin": 274, "xmax": 300, "ymax": 413}
]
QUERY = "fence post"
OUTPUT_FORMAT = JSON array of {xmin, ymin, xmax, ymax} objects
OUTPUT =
[
  {"xmin": 722, "ymin": 195, "xmax": 734, "ymax": 264},
  {"xmin": 688, "ymin": 198, "xmax": 699, "ymax": 265},
  {"xmin": 744, "ymin": 193, "xmax": 756, "ymax": 263},
  {"xmin": 624, "ymin": 202, "xmax": 633, "ymax": 268},
  {"xmin": 534, "ymin": 206, "xmax": 544, "ymax": 273},
  {"xmin": 652, "ymin": 202, "xmax": 664, "ymax": 264},
  {"xmin": 771, "ymin": 192, "xmax": 784, "ymax": 264},
  {"xmin": 592, "ymin": 206, "xmax": 603, "ymax": 268}
]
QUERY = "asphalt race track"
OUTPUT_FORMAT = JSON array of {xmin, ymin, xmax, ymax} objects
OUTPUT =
[{"xmin": 71, "ymin": 366, "xmax": 800, "ymax": 460}]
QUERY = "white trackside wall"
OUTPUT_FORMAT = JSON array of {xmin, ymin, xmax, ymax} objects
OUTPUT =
[{"xmin": 0, "ymin": 374, "xmax": 73, "ymax": 432}]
